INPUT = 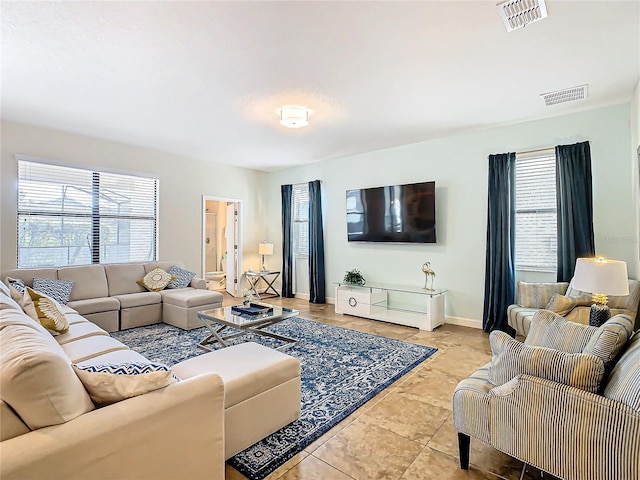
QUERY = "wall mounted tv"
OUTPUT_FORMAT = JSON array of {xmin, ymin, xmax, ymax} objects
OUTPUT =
[{"xmin": 346, "ymin": 181, "xmax": 436, "ymax": 243}]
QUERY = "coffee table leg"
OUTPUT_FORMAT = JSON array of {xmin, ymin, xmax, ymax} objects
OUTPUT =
[{"xmin": 199, "ymin": 324, "xmax": 230, "ymax": 351}]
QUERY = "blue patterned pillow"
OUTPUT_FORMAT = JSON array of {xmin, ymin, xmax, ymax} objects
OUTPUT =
[
  {"xmin": 167, "ymin": 265, "xmax": 196, "ymax": 289},
  {"xmin": 73, "ymin": 362, "xmax": 178, "ymax": 406},
  {"xmin": 33, "ymin": 277, "xmax": 74, "ymax": 304}
]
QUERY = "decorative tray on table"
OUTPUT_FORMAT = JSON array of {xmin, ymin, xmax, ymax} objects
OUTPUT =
[{"xmin": 231, "ymin": 303, "xmax": 273, "ymax": 316}]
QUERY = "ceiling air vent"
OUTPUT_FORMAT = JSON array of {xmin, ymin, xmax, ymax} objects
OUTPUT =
[
  {"xmin": 497, "ymin": 0, "xmax": 548, "ymax": 32},
  {"xmin": 541, "ymin": 85, "xmax": 589, "ymax": 106}
]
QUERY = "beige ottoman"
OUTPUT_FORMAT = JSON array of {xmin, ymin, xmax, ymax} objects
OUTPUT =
[
  {"xmin": 160, "ymin": 288, "xmax": 223, "ymax": 329},
  {"xmin": 172, "ymin": 342, "xmax": 301, "ymax": 459}
]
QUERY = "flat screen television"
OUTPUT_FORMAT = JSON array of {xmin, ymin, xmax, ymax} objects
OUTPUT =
[{"xmin": 346, "ymin": 181, "xmax": 436, "ymax": 243}]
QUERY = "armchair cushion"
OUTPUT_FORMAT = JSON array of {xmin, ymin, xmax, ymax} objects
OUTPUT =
[
  {"xmin": 545, "ymin": 293, "xmax": 592, "ymax": 316},
  {"xmin": 603, "ymin": 332, "xmax": 640, "ymax": 412},
  {"xmin": 489, "ymin": 331, "xmax": 605, "ymax": 393},
  {"xmin": 516, "ymin": 281, "xmax": 569, "ymax": 308}
]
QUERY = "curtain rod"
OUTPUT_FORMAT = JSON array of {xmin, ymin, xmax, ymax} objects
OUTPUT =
[{"xmin": 516, "ymin": 141, "xmax": 590, "ymax": 155}]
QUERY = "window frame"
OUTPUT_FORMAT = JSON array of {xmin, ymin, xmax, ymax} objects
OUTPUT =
[
  {"xmin": 514, "ymin": 149, "xmax": 557, "ymax": 273},
  {"xmin": 16, "ymin": 156, "xmax": 159, "ymax": 268}
]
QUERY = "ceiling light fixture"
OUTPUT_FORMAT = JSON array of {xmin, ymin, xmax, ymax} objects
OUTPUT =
[
  {"xmin": 278, "ymin": 105, "xmax": 312, "ymax": 128},
  {"xmin": 497, "ymin": 0, "xmax": 548, "ymax": 32}
]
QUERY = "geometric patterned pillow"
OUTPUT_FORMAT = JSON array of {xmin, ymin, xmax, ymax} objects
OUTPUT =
[
  {"xmin": 33, "ymin": 277, "xmax": 74, "ymax": 304},
  {"xmin": 5, "ymin": 276, "xmax": 27, "ymax": 302},
  {"xmin": 167, "ymin": 265, "xmax": 196, "ymax": 289},
  {"xmin": 72, "ymin": 362, "xmax": 178, "ymax": 406},
  {"xmin": 137, "ymin": 268, "xmax": 176, "ymax": 292}
]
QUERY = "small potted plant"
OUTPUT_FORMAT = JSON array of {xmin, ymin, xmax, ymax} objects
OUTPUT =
[{"xmin": 343, "ymin": 269, "xmax": 365, "ymax": 286}]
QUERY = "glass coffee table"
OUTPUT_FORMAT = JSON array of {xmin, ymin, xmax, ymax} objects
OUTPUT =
[{"xmin": 197, "ymin": 302, "xmax": 299, "ymax": 351}]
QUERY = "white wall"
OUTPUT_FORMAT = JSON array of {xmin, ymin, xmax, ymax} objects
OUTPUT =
[
  {"xmin": 630, "ymin": 78, "xmax": 640, "ymax": 279},
  {"xmin": 0, "ymin": 121, "xmax": 268, "ymax": 282},
  {"xmin": 266, "ymin": 104, "xmax": 635, "ymax": 326}
]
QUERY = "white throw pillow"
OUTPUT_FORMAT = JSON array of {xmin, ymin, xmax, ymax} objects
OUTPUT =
[{"xmin": 73, "ymin": 362, "xmax": 177, "ymax": 406}]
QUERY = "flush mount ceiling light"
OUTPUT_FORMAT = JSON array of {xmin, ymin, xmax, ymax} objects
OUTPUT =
[
  {"xmin": 497, "ymin": 0, "xmax": 548, "ymax": 32},
  {"xmin": 541, "ymin": 84, "xmax": 589, "ymax": 106},
  {"xmin": 278, "ymin": 105, "xmax": 312, "ymax": 128}
]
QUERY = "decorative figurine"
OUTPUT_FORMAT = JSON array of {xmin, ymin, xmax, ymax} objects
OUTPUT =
[{"xmin": 422, "ymin": 261, "xmax": 435, "ymax": 291}]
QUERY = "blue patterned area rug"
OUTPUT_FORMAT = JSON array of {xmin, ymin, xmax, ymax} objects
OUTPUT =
[{"xmin": 111, "ymin": 317, "xmax": 437, "ymax": 480}]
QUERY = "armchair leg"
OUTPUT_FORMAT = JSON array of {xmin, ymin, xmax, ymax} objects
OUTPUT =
[{"xmin": 458, "ymin": 432, "xmax": 470, "ymax": 470}]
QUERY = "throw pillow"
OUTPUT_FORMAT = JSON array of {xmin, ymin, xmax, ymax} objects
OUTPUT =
[
  {"xmin": 545, "ymin": 293, "xmax": 592, "ymax": 316},
  {"xmin": 167, "ymin": 265, "xmax": 196, "ymax": 289},
  {"xmin": 516, "ymin": 281, "xmax": 569, "ymax": 308},
  {"xmin": 73, "ymin": 362, "xmax": 177, "ymax": 406},
  {"xmin": 33, "ymin": 277, "xmax": 74, "ymax": 304},
  {"xmin": 5, "ymin": 276, "xmax": 27, "ymax": 303},
  {"xmin": 23, "ymin": 286, "xmax": 70, "ymax": 335},
  {"xmin": 137, "ymin": 268, "xmax": 176, "ymax": 292},
  {"xmin": 525, "ymin": 310, "xmax": 596, "ymax": 353},
  {"xmin": 603, "ymin": 332, "xmax": 640, "ymax": 412},
  {"xmin": 489, "ymin": 330, "xmax": 605, "ymax": 393},
  {"xmin": 582, "ymin": 314, "xmax": 634, "ymax": 369}
]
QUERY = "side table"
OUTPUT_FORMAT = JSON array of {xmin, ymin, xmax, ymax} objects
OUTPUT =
[{"xmin": 246, "ymin": 270, "xmax": 281, "ymax": 299}]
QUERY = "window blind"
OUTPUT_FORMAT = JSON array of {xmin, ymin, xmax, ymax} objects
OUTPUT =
[
  {"xmin": 17, "ymin": 159, "xmax": 158, "ymax": 268},
  {"xmin": 292, "ymin": 183, "xmax": 309, "ymax": 258},
  {"xmin": 515, "ymin": 151, "xmax": 557, "ymax": 272}
]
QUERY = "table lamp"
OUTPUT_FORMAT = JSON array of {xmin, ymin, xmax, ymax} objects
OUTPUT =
[
  {"xmin": 572, "ymin": 257, "xmax": 629, "ymax": 327},
  {"xmin": 258, "ymin": 242, "xmax": 274, "ymax": 271}
]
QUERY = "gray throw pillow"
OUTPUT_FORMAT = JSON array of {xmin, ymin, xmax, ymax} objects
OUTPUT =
[
  {"xmin": 167, "ymin": 266, "xmax": 196, "ymax": 289},
  {"xmin": 33, "ymin": 277, "xmax": 74, "ymax": 305}
]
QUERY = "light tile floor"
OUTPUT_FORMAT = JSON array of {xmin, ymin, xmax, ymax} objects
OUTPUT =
[{"xmin": 220, "ymin": 294, "xmax": 556, "ymax": 480}]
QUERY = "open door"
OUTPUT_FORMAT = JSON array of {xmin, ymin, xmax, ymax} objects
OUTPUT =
[{"xmin": 225, "ymin": 202, "xmax": 239, "ymax": 297}]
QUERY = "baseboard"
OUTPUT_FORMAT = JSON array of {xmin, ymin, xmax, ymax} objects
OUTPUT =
[
  {"xmin": 445, "ymin": 316, "xmax": 483, "ymax": 330},
  {"xmin": 293, "ymin": 293, "xmax": 336, "ymax": 304}
]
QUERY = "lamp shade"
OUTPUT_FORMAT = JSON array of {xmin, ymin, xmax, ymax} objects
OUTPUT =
[
  {"xmin": 258, "ymin": 242, "xmax": 274, "ymax": 256},
  {"xmin": 572, "ymin": 258, "xmax": 629, "ymax": 296}
]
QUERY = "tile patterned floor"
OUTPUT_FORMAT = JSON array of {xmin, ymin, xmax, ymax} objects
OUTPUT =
[{"xmin": 219, "ymin": 294, "xmax": 555, "ymax": 480}]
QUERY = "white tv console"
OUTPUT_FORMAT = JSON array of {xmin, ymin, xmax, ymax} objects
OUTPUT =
[{"xmin": 334, "ymin": 282, "xmax": 447, "ymax": 331}]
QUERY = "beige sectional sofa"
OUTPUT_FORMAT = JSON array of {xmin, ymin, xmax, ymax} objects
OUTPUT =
[
  {"xmin": 2, "ymin": 261, "xmax": 223, "ymax": 332},
  {"xmin": 0, "ymin": 273, "xmax": 302, "ymax": 479}
]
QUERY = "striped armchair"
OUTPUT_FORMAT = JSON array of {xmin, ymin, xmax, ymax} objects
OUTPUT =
[
  {"xmin": 507, "ymin": 279, "xmax": 640, "ymax": 337},
  {"xmin": 453, "ymin": 311, "xmax": 640, "ymax": 480}
]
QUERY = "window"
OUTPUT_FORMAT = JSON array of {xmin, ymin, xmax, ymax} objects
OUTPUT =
[
  {"xmin": 515, "ymin": 150, "xmax": 557, "ymax": 272},
  {"xmin": 292, "ymin": 183, "xmax": 309, "ymax": 258},
  {"xmin": 17, "ymin": 158, "xmax": 158, "ymax": 268}
]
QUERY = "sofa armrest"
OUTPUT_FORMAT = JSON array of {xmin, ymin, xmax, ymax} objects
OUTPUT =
[
  {"xmin": 190, "ymin": 277, "xmax": 207, "ymax": 289},
  {"xmin": 1, "ymin": 372, "xmax": 225, "ymax": 480},
  {"xmin": 488, "ymin": 374, "xmax": 640, "ymax": 479}
]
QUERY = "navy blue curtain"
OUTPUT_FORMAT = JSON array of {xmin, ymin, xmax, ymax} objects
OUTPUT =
[
  {"xmin": 483, "ymin": 153, "xmax": 516, "ymax": 333},
  {"xmin": 308, "ymin": 180, "xmax": 326, "ymax": 303},
  {"xmin": 281, "ymin": 184, "xmax": 294, "ymax": 298},
  {"xmin": 555, "ymin": 141, "xmax": 595, "ymax": 282}
]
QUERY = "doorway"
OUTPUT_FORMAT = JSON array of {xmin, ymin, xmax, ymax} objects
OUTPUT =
[{"xmin": 202, "ymin": 196, "xmax": 243, "ymax": 297}]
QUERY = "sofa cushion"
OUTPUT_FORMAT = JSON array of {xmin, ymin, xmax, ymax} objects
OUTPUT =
[
  {"xmin": 138, "ymin": 268, "xmax": 175, "ymax": 292},
  {"xmin": 58, "ymin": 265, "xmax": 109, "ymax": 300},
  {"xmin": 0, "ymin": 400, "xmax": 30, "ymax": 441},
  {"xmin": 60, "ymin": 335, "xmax": 130, "ymax": 363},
  {"xmin": 2, "ymin": 268, "xmax": 57, "ymax": 287},
  {"xmin": 516, "ymin": 282, "xmax": 569, "ymax": 308},
  {"xmin": 32, "ymin": 277, "xmax": 74, "ymax": 304},
  {"xmin": 545, "ymin": 293, "xmax": 592, "ymax": 316},
  {"xmin": 55, "ymin": 322, "xmax": 109, "ymax": 345},
  {"xmin": 161, "ymin": 288, "xmax": 223, "ymax": 308},
  {"xmin": 66, "ymin": 297, "xmax": 120, "ymax": 315},
  {"xmin": 0, "ymin": 291, "xmax": 23, "ymax": 311},
  {"xmin": 76, "ymin": 348, "xmax": 151, "ymax": 367},
  {"xmin": 603, "ymin": 332, "xmax": 640, "ymax": 412},
  {"xmin": 104, "ymin": 263, "xmax": 147, "ymax": 296},
  {"xmin": 167, "ymin": 265, "xmax": 196, "ymax": 289},
  {"xmin": 489, "ymin": 331, "xmax": 604, "ymax": 393},
  {"xmin": 113, "ymin": 291, "xmax": 162, "ymax": 309},
  {"xmin": 0, "ymin": 309, "xmax": 95, "ymax": 429},
  {"xmin": 73, "ymin": 362, "xmax": 176, "ymax": 406}
]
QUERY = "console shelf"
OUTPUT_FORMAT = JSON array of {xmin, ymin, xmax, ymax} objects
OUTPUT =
[{"xmin": 333, "ymin": 282, "xmax": 447, "ymax": 331}]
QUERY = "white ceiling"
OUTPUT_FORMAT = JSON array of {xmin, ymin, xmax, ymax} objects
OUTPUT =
[{"xmin": 2, "ymin": 1, "xmax": 639, "ymax": 172}]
